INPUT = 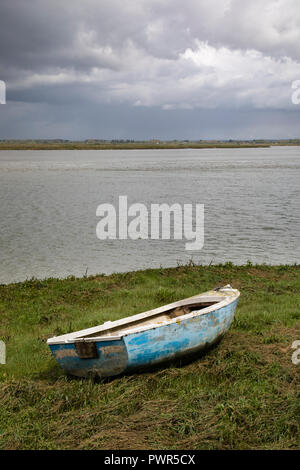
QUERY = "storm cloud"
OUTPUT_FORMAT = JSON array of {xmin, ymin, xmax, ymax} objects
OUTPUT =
[{"xmin": 1, "ymin": 0, "xmax": 300, "ymax": 139}]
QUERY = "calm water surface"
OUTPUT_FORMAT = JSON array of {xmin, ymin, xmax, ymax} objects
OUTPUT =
[{"xmin": 0, "ymin": 147, "xmax": 299, "ymax": 283}]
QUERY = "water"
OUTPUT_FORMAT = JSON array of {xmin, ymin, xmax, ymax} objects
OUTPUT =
[{"xmin": 0, "ymin": 146, "xmax": 299, "ymax": 284}]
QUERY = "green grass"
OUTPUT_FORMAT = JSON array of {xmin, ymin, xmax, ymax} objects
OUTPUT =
[{"xmin": 0, "ymin": 264, "xmax": 299, "ymax": 449}]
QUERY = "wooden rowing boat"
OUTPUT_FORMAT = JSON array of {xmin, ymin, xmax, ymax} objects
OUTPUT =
[{"xmin": 47, "ymin": 285, "xmax": 240, "ymax": 378}]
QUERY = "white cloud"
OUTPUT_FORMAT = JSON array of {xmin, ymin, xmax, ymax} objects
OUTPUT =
[
  {"xmin": 2, "ymin": 0, "xmax": 300, "ymax": 112},
  {"xmin": 11, "ymin": 39, "xmax": 300, "ymax": 111}
]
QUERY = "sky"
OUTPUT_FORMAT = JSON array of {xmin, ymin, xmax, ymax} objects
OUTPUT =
[{"xmin": 1, "ymin": 0, "xmax": 300, "ymax": 140}]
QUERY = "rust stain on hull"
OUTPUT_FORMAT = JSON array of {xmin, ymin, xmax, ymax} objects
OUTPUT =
[
  {"xmin": 55, "ymin": 349, "xmax": 77, "ymax": 359},
  {"xmin": 100, "ymin": 345, "xmax": 124, "ymax": 355}
]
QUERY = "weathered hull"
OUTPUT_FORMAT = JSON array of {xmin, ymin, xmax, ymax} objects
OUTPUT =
[{"xmin": 48, "ymin": 297, "xmax": 239, "ymax": 378}]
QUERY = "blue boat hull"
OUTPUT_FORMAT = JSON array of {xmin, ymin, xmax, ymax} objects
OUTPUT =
[{"xmin": 49, "ymin": 298, "xmax": 239, "ymax": 378}]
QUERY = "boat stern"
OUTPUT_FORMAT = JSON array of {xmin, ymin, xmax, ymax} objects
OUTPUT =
[{"xmin": 48, "ymin": 338, "xmax": 128, "ymax": 378}]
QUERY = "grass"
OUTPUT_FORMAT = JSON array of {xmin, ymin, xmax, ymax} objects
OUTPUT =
[{"xmin": 0, "ymin": 263, "xmax": 299, "ymax": 450}]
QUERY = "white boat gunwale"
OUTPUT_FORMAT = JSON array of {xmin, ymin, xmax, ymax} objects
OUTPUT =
[{"xmin": 47, "ymin": 287, "xmax": 240, "ymax": 345}]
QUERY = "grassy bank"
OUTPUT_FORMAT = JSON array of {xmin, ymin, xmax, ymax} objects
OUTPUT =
[{"xmin": 0, "ymin": 264, "xmax": 299, "ymax": 449}]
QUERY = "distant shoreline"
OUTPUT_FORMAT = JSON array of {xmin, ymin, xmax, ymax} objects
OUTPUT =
[{"xmin": 1, "ymin": 140, "xmax": 300, "ymax": 150}]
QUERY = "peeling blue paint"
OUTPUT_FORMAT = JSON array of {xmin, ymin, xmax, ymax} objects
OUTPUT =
[
  {"xmin": 49, "ymin": 339, "xmax": 128, "ymax": 377},
  {"xmin": 124, "ymin": 300, "xmax": 238, "ymax": 369},
  {"xmin": 48, "ymin": 298, "xmax": 239, "ymax": 378}
]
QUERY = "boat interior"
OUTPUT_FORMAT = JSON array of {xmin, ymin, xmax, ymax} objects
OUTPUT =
[{"xmin": 80, "ymin": 296, "xmax": 224, "ymax": 339}]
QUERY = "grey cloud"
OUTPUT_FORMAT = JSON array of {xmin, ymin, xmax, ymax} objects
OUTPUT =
[{"xmin": 1, "ymin": 0, "xmax": 300, "ymax": 138}]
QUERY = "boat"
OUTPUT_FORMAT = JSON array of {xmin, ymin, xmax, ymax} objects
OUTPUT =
[{"xmin": 47, "ymin": 285, "xmax": 240, "ymax": 378}]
